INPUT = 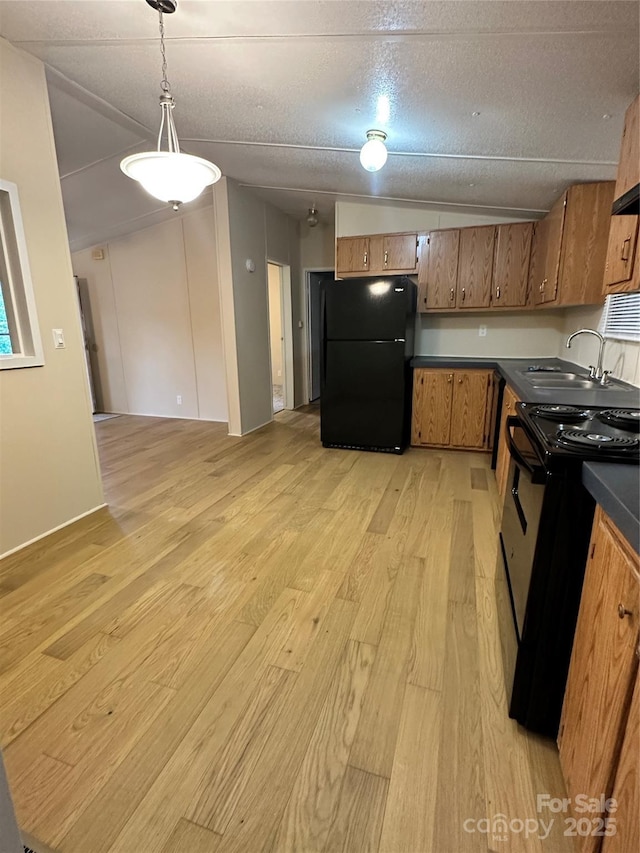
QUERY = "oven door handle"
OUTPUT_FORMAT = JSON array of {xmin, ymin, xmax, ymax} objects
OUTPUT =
[{"xmin": 505, "ymin": 416, "xmax": 546, "ymax": 484}]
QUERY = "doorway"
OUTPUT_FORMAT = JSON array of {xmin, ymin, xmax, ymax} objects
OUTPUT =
[
  {"xmin": 306, "ymin": 269, "xmax": 334, "ymax": 402},
  {"xmin": 267, "ymin": 262, "xmax": 287, "ymax": 414}
]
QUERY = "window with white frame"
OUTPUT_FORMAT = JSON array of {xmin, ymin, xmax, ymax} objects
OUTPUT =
[
  {"xmin": 0, "ymin": 179, "xmax": 44, "ymax": 369},
  {"xmin": 599, "ymin": 292, "xmax": 640, "ymax": 343}
]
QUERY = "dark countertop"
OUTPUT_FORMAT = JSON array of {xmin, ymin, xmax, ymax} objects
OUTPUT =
[
  {"xmin": 583, "ymin": 464, "xmax": 640, "ymax": 555},
  {"xmin": 411, "ymin": 355, "xmax": 640, "ymax": 549},
  {"xmin": 410, "ymin": 356, "xmax": 640, "ymax": 409}
]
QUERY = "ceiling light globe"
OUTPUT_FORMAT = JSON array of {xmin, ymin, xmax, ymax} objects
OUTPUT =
[
  {"xmin": 359, "ymin": 134, "xmax": 388, "ymax": 172},
  {"xmin": 120, "ymin": 151, "xmax": 221, "ymax": 205}
]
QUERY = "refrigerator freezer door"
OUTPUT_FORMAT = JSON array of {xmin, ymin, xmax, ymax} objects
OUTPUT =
[
  {"xmin": 324, "ymin": 278, "xmax": 411, "ymax": 341},
  {"xmin": 321, "ymin": 340, "xmax": 407, "ymax": 451}
]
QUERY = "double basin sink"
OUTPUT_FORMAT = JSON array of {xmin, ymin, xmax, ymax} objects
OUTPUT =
[{"xmin": 520, "ymin": 369, "xmax": 632, "ymax": 391}]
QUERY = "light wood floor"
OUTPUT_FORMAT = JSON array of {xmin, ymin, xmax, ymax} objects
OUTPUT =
[{"xmin": 0, "ymin": 409, "xmax": 572, "ymax": 853}]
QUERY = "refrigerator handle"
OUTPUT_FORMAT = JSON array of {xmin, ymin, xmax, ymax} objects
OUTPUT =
[{"xmin": 320, "ymin": 284, "xmax": 327, "ymax": 392}]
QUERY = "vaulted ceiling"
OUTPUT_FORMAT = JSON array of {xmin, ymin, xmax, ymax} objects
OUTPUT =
[{"xmin": 1, "ymin": 0, "xmax": 638, "ymax": 250}]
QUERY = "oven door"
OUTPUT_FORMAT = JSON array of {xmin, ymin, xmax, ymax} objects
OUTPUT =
[{"xmin": 500, "ymin": 416, "xmax": 547, "ymax": 641}]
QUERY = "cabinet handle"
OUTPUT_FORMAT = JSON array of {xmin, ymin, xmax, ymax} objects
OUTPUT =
[
  {"xmin": 384, "ymin": 250, "xmax": 388, "ymax": 266},
  {"xmin": 461, "ymin": 287, "xmax": 465, "ymax": 302},
  {"xmin": 458, "ymin": 378, "xmax": 463, "ymax": 384},
  {"xmin": 621, "ymin": 237, "xmax": 631, "ymax": 261},
  {"xmin": 496, "ymin": 285, "xmax": 501, "ymax": 299},
  {"xmin": 618, "ymin": 603, "xmax": 633, "ymax": 619},
  {"xmin": 363, "ymin": 252, "xmax": 368, "ymax": 266},
  {"xmin": 450, "ymin": 287, "xmax": 455, "ymax": 301},
  {"xmin": 447, "ymin": 374, "xmax": 453, "ymax": 383}
]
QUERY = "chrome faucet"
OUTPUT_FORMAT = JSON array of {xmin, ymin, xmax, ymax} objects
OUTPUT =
[{"xmin": 566, "ymin": 328, "xmax": 608, "ymax": 382}]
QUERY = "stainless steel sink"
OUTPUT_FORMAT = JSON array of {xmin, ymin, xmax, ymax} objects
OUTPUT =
[
  {"xmin": 524, "ymin": 371, "xmax": 587, "ymax": 381},
  {"xmin": 528, "ymin": 378, "xmax": 600, "ymax": 389}
]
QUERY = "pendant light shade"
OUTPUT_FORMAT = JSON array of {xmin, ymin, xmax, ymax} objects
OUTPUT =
[
  {"xmin": 359, "ymin": 129, "xmax": 388, "ymax": 172},
  {"xmin": 121, "ymin": 151, "xmax": 221, "ymax": 207},
  {"xmin": 120, "ymin": 6, "xmax": 221, "ymax": 209}
]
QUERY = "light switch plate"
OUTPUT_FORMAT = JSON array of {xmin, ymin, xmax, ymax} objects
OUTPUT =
[
  {"xmin": 479, "ymin": 325, "xmax": 487, "ymax": 337},
  {"xmin": 52, "ymin": 328, "xmax": 65, "ymax": 348}
]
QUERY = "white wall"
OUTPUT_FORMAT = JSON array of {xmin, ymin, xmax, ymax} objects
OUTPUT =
[
  {"xmin": 71, "ymin": 205, "xmax": 227, "ymax": 421},
  {"xmin": 215, "ymin": 178, "xmax": 302, "ymax": 435},
  {"xmin": 0, "ymin": 38, "xmax": 104, "ymax": 556},
  {"xmin": 561, "ymin": 305, "xmax": 640, "ymax": 387},
  {"xmin": 300, "ymin": 219, "xmax": 336, "ymax": 270},
  {"xmin": 335, "ymin": 200, "xmax": 530, "ymax": 237}
]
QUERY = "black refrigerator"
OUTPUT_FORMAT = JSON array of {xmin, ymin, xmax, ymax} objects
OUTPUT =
[{"xmin": 320, "ymin": 276, "xmax": 417, "ymax": 453}]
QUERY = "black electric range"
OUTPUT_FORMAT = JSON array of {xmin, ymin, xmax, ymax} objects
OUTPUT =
[
  {"xmin": 499, "ymin": 403, "xmax": 639, "ymax": 738},
  {"xmin": 518, "ymin": 404, "xmax": 640, "ymax": 466}
]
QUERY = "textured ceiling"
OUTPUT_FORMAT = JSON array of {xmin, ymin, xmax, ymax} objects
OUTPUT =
[{"xmin": 0, "ymin": 0, "xmax": 637, "ymax": 249}]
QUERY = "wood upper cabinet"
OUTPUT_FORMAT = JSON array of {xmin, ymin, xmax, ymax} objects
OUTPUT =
[
  {"xmin": 492, "ymin": 223, "xmax": 533, "ymax": 307},
  {"xmin": 495, "ymin": 384, "xmax": 520, "ymax": 500},
  {"xmin": 336, "ymin": 233, "xmax": 418, "ymax": 278},
  {"xmin": 530, "ymin": 193, "xmax": 566, "ymax": 305},
  {"xmin": 457, "ymin": 226, "xmax": 495, "ymax": 309},
  {"xmin": 604, "ymin": 215, "xmax": 640, "ymax": 294},
  {"xmin": 602, "ymin": 666, "xmax": 640, "ymax": 853},
  {"xmin": 559, "ymin": 507, "xmax": 640, "ymax": 853},
  {"xmin": 411, "ymin": 368, "xmax": 493, "ymax": 449},
  {"xmin": 614, "ymin": 94, "xmax": 639, "ymax": 202},
  {"xmin": 424, "ymin": 230, "xmax": 460, "ymax": 309},
  {"xmin": 336, "ymin": 237, "xmax": 370, "ymax": 274},
  {"xmin": 603, "ymin": 95, "xmax": 640, "ymax": 295},
  {"xmin": 411, "ymin": 369, "xmax": 453, "ymax": 446}
]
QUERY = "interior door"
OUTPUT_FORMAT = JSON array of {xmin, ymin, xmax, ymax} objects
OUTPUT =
[
  {"xmin": 425, "ymin": 230, "xmax": 460, "ymax": 309},
  {"xmin": 412, "ymin": 369, "xmax": 453, "ymax": 445},
  {"xmin": 457, "ymin": 227, "xmax": 495, "ymax": 309}
]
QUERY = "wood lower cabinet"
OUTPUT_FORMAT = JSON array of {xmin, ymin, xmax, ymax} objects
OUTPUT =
[
  {"xmin": 492, "ymin": 222, "xmax": 533, "ymax": 307},
  {"xmin": 411, "ymin": 368, "xmax": 493, "ymax": 449},
  {"xmin": 494, "ymin": 384, "xmax": 520, "ymax": 500},
  {"xmin": 559, "ymin": 507, "xmax": 640, "ymax": 853},
  {"xmin": 602, "ymin": 667, "xmax": 640, "ymax": 853},
  {"xmin": 336, "ymin": 232, "xmax": 418, "ymax": 278}
]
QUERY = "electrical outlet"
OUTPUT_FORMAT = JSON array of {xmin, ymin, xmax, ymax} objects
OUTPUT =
[
  {"xmin": 479, "ymin": 325, "xmax": 487, "ymax": 337},
  {"xmin": 176, "ymin": 395, "xmax": 182, "ymax": 405}
]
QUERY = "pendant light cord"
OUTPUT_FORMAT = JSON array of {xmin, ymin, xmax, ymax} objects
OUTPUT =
[{"xmin": 156, "ymin": 10, "xmax": 181, "ymax": 154}]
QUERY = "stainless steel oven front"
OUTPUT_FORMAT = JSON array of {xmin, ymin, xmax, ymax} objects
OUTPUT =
[{"xmin": 499, "ymin": 416, "xmax": 547, "ymax": 640}]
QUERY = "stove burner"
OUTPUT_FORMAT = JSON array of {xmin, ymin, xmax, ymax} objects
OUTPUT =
[
  {"xmin": 533, "ymin": 405, "xmax": 589, "ymax": 423},
  {"xmin": 597, "ymin": 409, "xmax": 640, "ymax": 432},
  {"xmin": 555, "ymin": 429, "xmax": 640, "ymax": 452}
]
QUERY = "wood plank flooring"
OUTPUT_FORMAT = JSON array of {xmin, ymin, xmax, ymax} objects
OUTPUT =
[{"xmin": 0, "ymin": 409, "xmax": 572, "ymax": 853}]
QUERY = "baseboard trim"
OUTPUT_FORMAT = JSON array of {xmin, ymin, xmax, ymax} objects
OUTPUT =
[
  {"xmin": 0, "ymin": 504, "xmax": 107, "ymax": 560},
  {"xmin": 21, "ymin": 830, "xmax": 58, "ymax": 853}
]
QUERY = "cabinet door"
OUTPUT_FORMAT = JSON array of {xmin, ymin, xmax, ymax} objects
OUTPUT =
[
  {"xmin": 603, "ymin": 215, "xmax": 639, "ymax": 293},
  {"xmin": 449, "ymin": 371, "xmax": 491, "ymax": 448},
  {"xmin": 411, "ymin": 369, "xmax": 453, "ymax": 446},
  {"xmin": 532, "ymin": 193, "xmax": 566, "ymax": 305},
  {"xmin": 457, "ymin": 227, "xmax": 495, "ymax": 309},
  {"xmin": 602, "ymin": 667, "xmax": 640, "ymax": 853},
  {"xmin": 383, "ymin": 233, "xmax": 418, "ymax": 272},
  {"xmin": 559, "ymin": 182, "xmax": 615, "ymax": 306},
  {"xmin": 614, "ymin": 95, "xmax": 639, "ymax": 201},
  {"xmin": 336, "ymin": 237, "xmax": 370, "ymax": 274},
  {"xmin": 492, "ymin": 223, "xmax": 533, "ymax": 307},
  {"xmin": 417, "ymin": 233, "xmax": 429, "ymax": 311},
  {"xmin": 495, "ymin": 385, "xmax": 520, "ymax": 499},
  {"xmin": 559, "ymin": 508, "xmax": 640, "ymax": 853},
  {"xmin": 425, "ymin": 230, "xmax": 460, "ymax": 309}
]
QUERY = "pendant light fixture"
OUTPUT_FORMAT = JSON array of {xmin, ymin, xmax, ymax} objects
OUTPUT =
[
  {"xmin": 306, "ymin": 207, "xmax": 319, "ymax": 227},
  {"xmin": 359, "ymin": 129, "xmax": 388, "ymax": 172},
  {"xmin": 120, "ymin": 0, "xmax": 221, "ymax": 210}
]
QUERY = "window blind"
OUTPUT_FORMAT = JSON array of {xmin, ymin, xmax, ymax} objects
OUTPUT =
[{"xmin": 598, "ymin": 292, "xmax": 640, "ymax": 342}]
